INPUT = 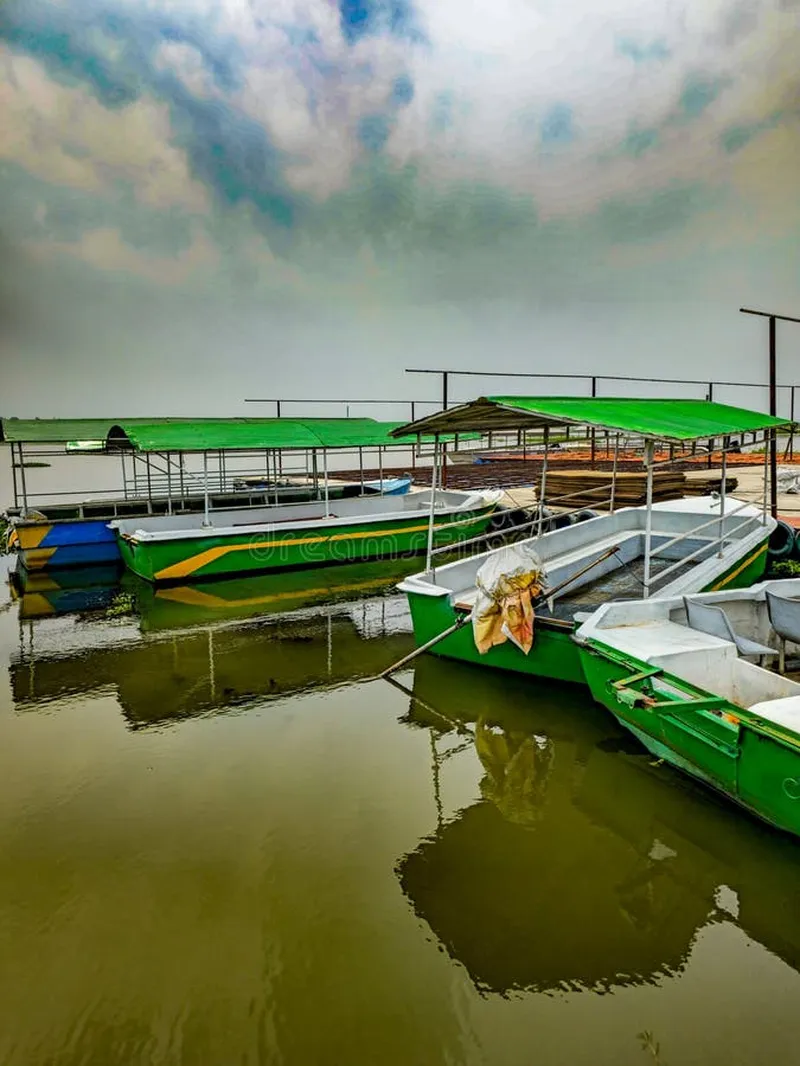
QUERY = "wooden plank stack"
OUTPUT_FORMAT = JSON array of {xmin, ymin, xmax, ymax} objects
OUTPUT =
[
  {"xmin": 543, "ymin": 469, "xmax": 686, "ymax": 508},
  {"xmin": 683, "ymin": 475, "xmax": 738, "ymax": 496}
]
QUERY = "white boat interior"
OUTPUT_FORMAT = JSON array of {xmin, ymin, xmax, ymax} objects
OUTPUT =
[
  {"xmin": 576, "ymin": 578, "xmax": 800, "ymax": 731},
  {"xmin": 110, "ymin": 489, "xmax": 499, "ymax": 543},
  {"xmin": 398, "ymin": 496, "xmax": 774, "ymax": 619}
]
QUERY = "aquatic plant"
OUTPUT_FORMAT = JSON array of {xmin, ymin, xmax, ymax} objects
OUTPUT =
[
  {"xmin": 102, "ymin": 591, "xmax": 136, "ymax": 619},
  {"xmin": 638, "ymin": 1030, "xmax": 667, "ymax": 1065},
  {"xmin": 769, "ymin": 559, "xmax": 800, "ymax": 578}
]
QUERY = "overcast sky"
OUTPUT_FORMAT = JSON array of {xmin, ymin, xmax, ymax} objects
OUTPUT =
[{"xmin": 1, "ymin": 0, "xmax": 799, "ymax": 417}]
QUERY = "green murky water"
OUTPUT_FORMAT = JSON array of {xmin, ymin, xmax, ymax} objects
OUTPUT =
[{"xmin": 2, "ymin": 556, "xmax": 800, "ymax": 1066}]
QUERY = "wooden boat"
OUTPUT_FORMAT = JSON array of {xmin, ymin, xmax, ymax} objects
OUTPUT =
[
  {"xmin": 111, "ymin": 489, "xmax": 501, "ymax": 584},
  {"xmin": 390, "ymin": 396, "xmax": 788, "ymax": 685},
  {"xmin": 575, "ymin": 579, "xmax": 800, "ymax": 838}
]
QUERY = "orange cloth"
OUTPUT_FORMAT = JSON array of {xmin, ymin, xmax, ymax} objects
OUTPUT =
[{"xmin": 472, "ymin": 546, "xmax": 545, "ymax": 656}]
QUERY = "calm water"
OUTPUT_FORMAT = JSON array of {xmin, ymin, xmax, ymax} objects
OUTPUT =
[{"xmin": 2, "ymin": 555, "xmax": 800, "ymax": 1066}]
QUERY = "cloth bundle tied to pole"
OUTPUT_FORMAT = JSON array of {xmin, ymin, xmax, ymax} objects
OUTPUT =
[{"xmin": 473, "ymin": 544, "xmax": 546, "ymax": 656}]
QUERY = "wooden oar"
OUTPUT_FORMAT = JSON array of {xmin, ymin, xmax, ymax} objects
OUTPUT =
[{"xmin": 379, "ymin": 544, "xmax": 621, "ymax": 680}]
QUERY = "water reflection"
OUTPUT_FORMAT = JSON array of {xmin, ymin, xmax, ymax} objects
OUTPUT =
[
  {"xmin": 9, "ymin": 564, "xmax": 124, "ymax": 620},
  {"xmin": 10, "ymin": 596, "xmax": 412, "ymax": 727},
  {"xmin": 396, "ymin": 657, "xmax": 800, "ymax": 996}
]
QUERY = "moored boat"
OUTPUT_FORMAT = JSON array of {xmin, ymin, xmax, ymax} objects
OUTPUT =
[
  {"xmin": 390, "ymin": 396, "xmax": 789, "ymax": 685},
  {"xmin": 575, "ymin": 579, "xmax": 800, "ymax": 838},
  {"xmin": 111, "ymin": 488, "xmax": 500, "ymax": 584}
]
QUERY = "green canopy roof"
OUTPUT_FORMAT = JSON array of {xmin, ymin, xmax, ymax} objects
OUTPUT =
[
  {"xmin": 2, "ymin": 416, "xmax": 468, "ymax": 451},
  {"xmin": 390, "ymin": 396, "xmax": 791, "ymax": 443},
  {"xmin": 0, "ymin": 418, "xmax": 162, "ymax": 444},
  {"xmin": 106, "ymin": 418, "xmax": 467, "ymax": 452}
]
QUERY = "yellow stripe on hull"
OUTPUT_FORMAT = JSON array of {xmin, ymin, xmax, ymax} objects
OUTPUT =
[
  {"xmin": 153, "ymin": 521, "xmax": 435, "ymax": 582},
  {"xmin": 709, "ymin": 541, "xmax": 768, "ymax": 591}
]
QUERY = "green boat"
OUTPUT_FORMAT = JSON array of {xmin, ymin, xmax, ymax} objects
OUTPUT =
[
  {"xmin": 112, "ymin": 489, "xmax": 500, "ymax": 584},
  {"xmin": 575, "ymin": 578, "xmax": 800, "ymax": 838},
  {"xmin": 391, "ymin": 396, "xmax": 789, "ymax": 685}
]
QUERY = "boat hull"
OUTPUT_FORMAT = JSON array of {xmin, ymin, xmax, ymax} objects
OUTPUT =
[
  {"xmin": 117, "ymin": 504, "xmax": 497, "ymax": 584},
  {"xmin": 403, "ymin": 531, "xmax": 771, "ymax": 685},
  {"xmin": 578, "ymin": 639, "xmax": 800, "ymax": 839},
  {"xmin": 14, "ymin": 518, "xmax": 122, "ymax": 571}
]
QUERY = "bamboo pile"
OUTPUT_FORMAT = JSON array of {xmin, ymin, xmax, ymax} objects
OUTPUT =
[{"xmin": 543, "ymin": 469, "xmax": 685, "ymax": 508}]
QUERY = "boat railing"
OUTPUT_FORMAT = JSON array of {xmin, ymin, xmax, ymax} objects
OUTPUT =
[
  {"xmin": 645, "ymin": 505, "xmax": 765, "ymax": 593},
  {"xmin": 429, "ymin": 487, "xmax": 616, "ymax": 559}
]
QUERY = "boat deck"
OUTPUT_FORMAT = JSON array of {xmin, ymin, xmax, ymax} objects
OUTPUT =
[{"xmin": 453, "ymin": 556, "xmax": 699, "ymax": 622}]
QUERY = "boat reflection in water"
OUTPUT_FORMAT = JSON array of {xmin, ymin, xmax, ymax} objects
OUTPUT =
[
  {"xmin": 10, "ymin": 589, "xmax": 413, "ymax": 729},
  {"xmin": 8, "ymin": 563, "xmax": 124, "ymax": 620},
  {"xmin": 130, "ymin": 555, "xmax": 431, "ymax": 633},
  {"xmin": 395, "ymin": 657, "xmax": 800, "ymax": 997}
]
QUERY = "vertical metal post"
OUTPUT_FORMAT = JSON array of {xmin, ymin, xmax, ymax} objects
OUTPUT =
[
  {"xmin": 312, "ymin": 449, "xmax": 319, "ymax": 499},
  {"xmin": 203, "ymin": 451, "xmax": 210, "ymax": 525},
  {"xmin": 378, "ymin": 446, "xmax": 383, "ymax": 493},
  {"xmin": 167, "ymin": 453, "xmax": 173, "ymax": 515},
  {"xmin": 10, "ymin": 442, "xmax": 18, "ymax": 509},
  {"xmin": 537, "ymin": 427, "xmax": 549, "ymax": 537},
  {"xmin": 707, "ymin": 382, "xmax": 714, "ymax": 469},
  {"xmin": 718, "ymin": 446, "xmax": 727, "ymax": 557},
  {"xmin": 18, "ymin": 443, "xmax": 28, "ymax": 512},
  {"xmin": 441, "ymin": 372, "xmax": 449, "ymax": 488},
  {"xmin": 762, "ymin": 431, "xmax": 770, "ymax": 525},
  {"xmin": 590, "ymin": 377, "xmax": 597, "ymax": 468},
  {"xmin": 769, "ymin": 315, "xmax": 778, "ymax": 519},
  {"xmin": 359, "ymin": 446, "xmax": 364, "ymax": 495},
  {"xmin": 426, "ymin": 437, "xmax": 439, "ymax": 576},
  {"xmin": 610, "ymin": 434, "xmax": 619, "ymax": 513},
  {"xmin": 411, "ymin": 403, "xmax": 417, "ymax": 469},
  {"xmin": 643, "ymin": 440, "xmax": 655, "ymax": 598},
  {"xmin": 179, "ymin": 453, "xmax": 185, "ymax": 503},
  {"xmin": 146, "ymin": 454, "xmax": 153, "ymax": 511},
  {"xmin": 323, "ymin": 448, "xmax": 330, "ymax": 514},
  {"xmin": 276, "ymin": 400, "xmax": 282, "ymax": 418},
  {"xmin": 120, "ymin": 449, "xmax": 127, "ymax": 501}
]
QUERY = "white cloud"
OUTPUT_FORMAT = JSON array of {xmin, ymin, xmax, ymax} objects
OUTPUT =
[
  {"xmin": 25, "ymin": 224, "xmax": 219, "ymax": 285},
  {"xmin": 0, "ymin": 46, "xmax": 210, "ymax": 212}
]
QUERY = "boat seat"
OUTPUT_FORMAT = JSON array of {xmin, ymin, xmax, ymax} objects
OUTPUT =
[
  {"xmin": 683, "ymin": 598, "xmax": 777, "ymax": 663},
  {"xmin": 453, "ymin": 588, "xmax": 479, "ymax": 612},
  {"xmin": 765, "ymin": 590, "xmax": 800, "ymax": 673},
  {"xmin": 748, "ymin": 696, "xmax": 800, "ymax": 733}
]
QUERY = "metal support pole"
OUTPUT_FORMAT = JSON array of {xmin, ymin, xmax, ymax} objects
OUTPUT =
[
  {"xmin": 643, "ymin": 440, "xmax": 655, "ymax": 598},
  {"xmin": 426, "ymin": 437, "xmax": 439, "ymax": 576},
  {"xmin": 441, "ymin": 372, "xmax": 449, "ymax": 488},
  {"xmin": 312, "ymin": 449, "xmax": 319, "ymax": 499},
  {"xmin": 146, "ymin": 454, "xmax": 153, "ymax": 511},
  {"xmin": 18, "ymin": 443, "xmax": 28, "ymax": 513},
  {"xmin": 763, "ymin": 431, "xmax": 770, "ymax": 525},
  {"xmin": 323, "ymin": 448, "xmax": 330, "ymax": 514},
  {"xmin": 537, "ymin": 427, "xmax": 550, "ymax": 537},
  {"xmin": 203, "ymin": 451, "xmax": 210, "ymax": 525},
  {"xmin": 610, "ymin": 434, "xmax": 619, "ymax": 513},
  {"xmin": 718, "ymin": 447, "xmax": 727, "ymax": 557},
  {"xmin": 167, "ymin": 452, "xmax": 173, "ymax": 514},
  {"xmin": 769, "ymin": 315, "xmax": 778, "ymax": 519},
  {"xmin": 10, "ymin": 442, "xmax": 18, "ymax": 509},
  {"xmin": 590, "ymin": 376, "xmax": 597, "ymax": 468},
  {"xmin": 378, "ymin": 446, "xmax": 383, "ymax": 493},
  {"xmin": 359, "ymin": 446, "xmax": 364, "ymax": 495}
]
